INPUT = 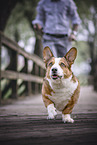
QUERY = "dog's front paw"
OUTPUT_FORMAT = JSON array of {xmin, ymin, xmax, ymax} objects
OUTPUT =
[
  {"xmin": 47, "ymin": 104, "xmax": 57, "ymax": 119},
  {"xmin": 62, "ymin": 114, "xmax": 74, "ymax": 123},
  {"xmin": 47, "ymin": 113, "xmax": 56, "ymax": 120}
]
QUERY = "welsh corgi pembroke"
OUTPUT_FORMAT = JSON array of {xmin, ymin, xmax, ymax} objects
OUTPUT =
[{"xmin": 42, "ymin": 46, "xmax": 80, "ymax": 123}]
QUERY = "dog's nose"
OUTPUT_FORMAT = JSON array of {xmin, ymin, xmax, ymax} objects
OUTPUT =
[{"xmin": 52, "ymin": 68, "xmax": 57, "ymax": 73}]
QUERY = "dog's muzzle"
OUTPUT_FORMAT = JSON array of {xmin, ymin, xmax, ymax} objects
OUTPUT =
[{"xmin": 51, "ymin": 68, "xmax": 62, "ymax": 80}]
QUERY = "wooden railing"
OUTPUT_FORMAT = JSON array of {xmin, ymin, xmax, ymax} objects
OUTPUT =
[{"xmin": 0, "ymin": 31, "xmax": 45, "ymax": 103}]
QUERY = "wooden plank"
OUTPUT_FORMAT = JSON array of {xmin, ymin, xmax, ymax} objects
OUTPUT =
[
  {"xmin": 0, "ymin": 31, "xmax": 45, "ymax": 69},
  {"xmin": 0, "ymin": 114, "xmax": 97, "ymax": 145},
  {"xmin": 1, "ymin": 70, "xmax": 43, "ymax": 84}
]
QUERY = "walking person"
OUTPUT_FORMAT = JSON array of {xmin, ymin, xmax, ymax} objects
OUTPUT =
[{"xmin": 32, "ymin": 0, "xmax": 81, "ymax": 57}]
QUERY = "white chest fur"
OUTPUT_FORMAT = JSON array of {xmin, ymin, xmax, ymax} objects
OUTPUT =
[{"xmin": 46, "ymin": 76, "xmax": 78, "ymax": 111}]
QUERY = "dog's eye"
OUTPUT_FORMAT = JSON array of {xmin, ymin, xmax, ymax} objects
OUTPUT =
[
  {"xmin": 48, "ymin": 62, "xmax": 53, "ymax": 66},
  {"xmin": 60, "ymin": 63, "xmax": 66, "ymax": 67}
]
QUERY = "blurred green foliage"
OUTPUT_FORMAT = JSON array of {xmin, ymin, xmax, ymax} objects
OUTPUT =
[
  {"xmin": 72, "ymin": 41, "xmax": 90, "ymax": 64},
  {"xmin": 4, "ymin": 0, "xmax": 39, "ymax": 45},
  {"xmin": 3, "ymin": 0, "xmax": 97, "ymax": 87}
]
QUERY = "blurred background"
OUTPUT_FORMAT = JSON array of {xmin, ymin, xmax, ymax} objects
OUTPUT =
[{"xmin": 0, "ymin": 0, "xmax": 97, "ymax": 100}]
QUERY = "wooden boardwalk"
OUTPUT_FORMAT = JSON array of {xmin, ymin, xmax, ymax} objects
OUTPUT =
[{"xmin": 0, "ymin": 86, "xmax": 97, "ymax": 145}]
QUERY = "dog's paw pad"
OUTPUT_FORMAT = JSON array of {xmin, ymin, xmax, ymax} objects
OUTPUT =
[
  {"xmin": 64, "ymin": 118, "xmax": 74, "ymax": 123},
  {"xmin": 53, "ymin": 110, "xmax": 57, "ymax": 116},
  {"xmin": 47, "ymin": 110, "xmax": 57, "ymax": 119},
  {"xmin": 62, "ymin": 114, "xmax": 74, "ymax": 123},
  {"xmin": 47, "ymin": 114, "xmax": 55, "ymax": 120}
]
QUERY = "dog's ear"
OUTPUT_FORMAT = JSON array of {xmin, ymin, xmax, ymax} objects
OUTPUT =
[
  {"xmin": 43, "ymin": 46, "xmax": 54, "ymax": 65},
  {"xmin": 65, "ymin": 47, "xmax": 77, "ymax": 66}
]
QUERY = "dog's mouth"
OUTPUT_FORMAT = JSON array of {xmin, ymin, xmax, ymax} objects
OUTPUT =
[{"xmin": 51, "ymin": 74, "xmax": 62, "ymax": 80}]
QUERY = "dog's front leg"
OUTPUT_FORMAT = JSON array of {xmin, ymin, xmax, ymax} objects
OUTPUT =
[
  {"xmin": 62, "ymin": 104, "xmax": 74, "ymax": 123},
  {"xmin": 47, "ymin": 104, "xmax": 57, "ymax": 119}
]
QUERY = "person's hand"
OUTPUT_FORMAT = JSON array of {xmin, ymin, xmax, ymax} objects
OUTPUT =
[
  {"xmin": 33, "ymin": 23, "xmax": 42, "ymax": 31},
  {"xmin": 69, "ymin": 33, "xmax": 76, "ymax": 41}
]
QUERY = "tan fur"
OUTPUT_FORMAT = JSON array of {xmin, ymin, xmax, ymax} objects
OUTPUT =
[
  {"xmin": 62, "ymin": 81, "xmax": 80, "ymax": 114},
  {"xmin": 46, "ymin": 58, "xmax": 55, "ymax": 79},
  {"xmin": 42, "ymin": 46, "xmax": 80, "ymax": 123},
  {"xmin": 59, "ymin": 57, "xmax": 72, "ymax": 79},
  {"xmin": 42, "ymin": 76, "xmax": 80, "ymax": 113},
  {"xmin": 42, "ymin": 78, "xmax": 54, "ymax": 107}
]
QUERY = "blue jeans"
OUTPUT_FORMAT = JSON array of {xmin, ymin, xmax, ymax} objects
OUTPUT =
[{"xmin": 42, "ymin": 34, "xmax": 71, "ymax": 57}]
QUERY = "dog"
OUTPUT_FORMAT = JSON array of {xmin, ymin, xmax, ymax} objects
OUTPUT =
[{"xmin": 42, "ymin": 46, "xmax": 80, "ymax": 123}]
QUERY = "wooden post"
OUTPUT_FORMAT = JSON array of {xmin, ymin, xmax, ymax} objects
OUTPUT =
[
  {"xmin": 34, "ymin": 64, "xmax": 39, "ymax": 94},
  {"xmin": 39, "ymin": 67, "xmax": 43, "ymax": 93},
  {"xmin": 32, "ymin": 63, "xmax": 39, "ymax": 94},
  {"xmin": 10, "ymin": 50, "xmax": 18, "ymax": 99},
  {"xmin": 28, "ymin": 81, "xmax": 32, "ymax": 95},
  {"xmin": 32, "ymin": 62, "xmax": 35, "ymax": 94},
  {"xmin": 24, "ymin": 58, "xmax": 28, "ymax": 95},
  {"xmin": 24, "ymin": 58, "xmax": 32, "ymax": 96},
  {"xmin": 35, "ymin": 64, "xmax": 38, "ymax": 94},
  {"xmin": 27, "ymin": 62, "xmax": 32, "ymax": 96}
]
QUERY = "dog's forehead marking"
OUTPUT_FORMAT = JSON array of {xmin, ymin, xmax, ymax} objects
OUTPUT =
[
  {"xmin": 55, "ymin": 58, "xmax": 61, "ymax": 63},
  {"xmin": 50, "ymin": 57, "xmax": 63, "ymax": 77},
  {"xmin": 53, "ymin": 58, "xmax": 61, "ymax": 67}
]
